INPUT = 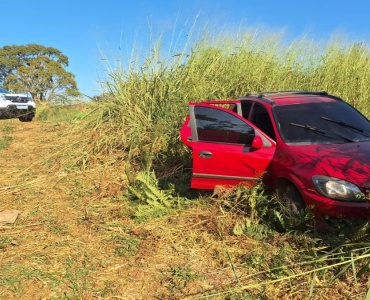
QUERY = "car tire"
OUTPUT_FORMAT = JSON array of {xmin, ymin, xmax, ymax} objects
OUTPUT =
[
  {"xmin": 280, "ymin": 184, "xmax": 305, "ymax": 217},
  {"xmin": 19, "ymin": 115, "xmax": 33, "ymax": 122}
]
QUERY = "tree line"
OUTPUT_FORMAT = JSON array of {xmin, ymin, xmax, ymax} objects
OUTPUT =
[{"xmin": 0, "ymin": 44, "xmax": 80, "ymax": 103}]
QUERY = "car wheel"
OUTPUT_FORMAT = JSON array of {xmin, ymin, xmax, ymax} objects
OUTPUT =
[
  {"xmin": 19, "ymin": 115, "xmax": 33, "ymax": 122},
  {"xmin": 281, "ymin": 184, "xmax": 305, "ymax": 217}
]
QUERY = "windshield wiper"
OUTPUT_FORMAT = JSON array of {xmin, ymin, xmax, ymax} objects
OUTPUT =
[
  {"xmin": 290, "ymin": 123, "xmax": 326, "ymax": 134},
  {"xmin": 320, "ymin": 116, "xmax": 365, "ymax": 132},
  {"xmin": 290, "ymin": 123, "xmax": 355, "ymax": 142}
]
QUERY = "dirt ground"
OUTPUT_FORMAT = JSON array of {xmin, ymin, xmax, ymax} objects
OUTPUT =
[
  {"xmin": 0, "ymin": 120, "xmax": 367, "ymax": 300},
  {"xmin": 0, "ymin": 120, "xmax": 245, "ymax": 299}
]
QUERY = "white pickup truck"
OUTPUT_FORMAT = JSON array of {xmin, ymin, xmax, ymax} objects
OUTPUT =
[{"xmin": 0, "ymin": 88, "xmax": 36, "ymax": 122}]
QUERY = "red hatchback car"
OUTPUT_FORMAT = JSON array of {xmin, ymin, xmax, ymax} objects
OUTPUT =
[{"xmin": 180, "ymin": 91, "xmax": 370, "ymax": 219}]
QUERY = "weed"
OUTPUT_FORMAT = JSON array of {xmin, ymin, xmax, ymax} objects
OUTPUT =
[
  {"xmin": 62, "ymin": 260, "xmax": 91, "ymax": 299},
  {"xmin": 111, "ymin": 234, "xmax": 140, "ymax": 257},
  {"xmin": 0, "ymin": 135, "xmax": 12, "ymax": 149},
  {"xmin": 0, "ymin": 237, "xmax": 10, "ymax": 249},
  {"xmin": 2, "ymin": 125, "xmax": 13, "ymax": 134},
  {"xmin": 162, "ymin": 264, "xmax": 201, "ymax": 293},
  {"xmin": 127, "ymin": 169, "xmax": 189, "ymax": 221},
  {"xmin": 272, "ymin": 192, "xmax": 315, "ymax": 232},
  {"xmin": 0, "ymin": 125, "xmax": 13, "ymax": 150},
  {"xmin": 50, "ymin": 224, "xmax": 68, "ymax": 235},
  {"xmin": 37, "ymin": 103, "xmax": 90, "ymax": 122},
  {"xmin": 213, "ymin": 183, "xmax": 279, "ymax": 239}
]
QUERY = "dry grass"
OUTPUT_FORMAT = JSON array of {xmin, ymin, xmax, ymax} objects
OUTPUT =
[{"xmin": 0, "ymin": 119, "xmax": 368, "ymax": 299}]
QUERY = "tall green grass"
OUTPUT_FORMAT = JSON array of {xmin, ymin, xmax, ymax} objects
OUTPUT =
[
  {"xmin": 82, "ymin": 27, "xmax": 370, "ymax": 298},
  {"xmin": 37, "ymin": 103, "xmax": 92, "ymax": 122},
  {"xmin": 89, "ymin": 29, "xmax": 370, "ymax": 174}
]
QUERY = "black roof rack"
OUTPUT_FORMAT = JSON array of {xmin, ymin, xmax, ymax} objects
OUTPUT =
[
  {"xmin": 240, "ymin": 90, "xmax": 343, "ymax": 103},
  {"xmin": 247, "ymin": 90, "xmax": 329, "ymax": 97},
  {"xmin": 239, "ymin": 94, "xmax": 275, "ymax": 104}
]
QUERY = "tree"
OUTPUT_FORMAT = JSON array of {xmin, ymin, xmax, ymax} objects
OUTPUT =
[{"xmin": 0, "ymin": 44, "xmax": 80, "ymax": 102}]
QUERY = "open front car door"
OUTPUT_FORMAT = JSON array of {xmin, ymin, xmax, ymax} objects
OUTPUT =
[{"xmin": 182, "ymin": 103, "xmax": 276, "ymax": 190}]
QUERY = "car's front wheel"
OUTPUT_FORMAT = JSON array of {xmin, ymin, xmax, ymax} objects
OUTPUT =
[
  {"xmin": 277, "ymin": 183, "xmax": 306, "ymax": 217},
  {"xmin": 284, "ymin": 184, "xmax": 305, "ymax": 216}
]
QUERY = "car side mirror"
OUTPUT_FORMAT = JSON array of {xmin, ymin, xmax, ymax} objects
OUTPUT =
[{"xmin": 251, "ymin": 136, "xmax": 263, "ymax": 150}]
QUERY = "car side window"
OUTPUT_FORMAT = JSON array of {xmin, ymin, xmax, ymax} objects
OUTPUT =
[
  {"xmin": 194, "ymin": 106, "xmax": 255, "ymax": 145},
  {"xmin": 231, "ymin": 102, "xmax": 253, "ymax": 119},
  {"xmin": 251, "ymin": 104, "xmax": 276, "ymax": 141},
  {"xmin": 241, "ymin": 102, "xmax": 253, "ymax": 119}
]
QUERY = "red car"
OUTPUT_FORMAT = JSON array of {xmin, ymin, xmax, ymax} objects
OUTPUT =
[{"xmin": 180, "ymin": 91, "xmax": 370, "ymax": 219}]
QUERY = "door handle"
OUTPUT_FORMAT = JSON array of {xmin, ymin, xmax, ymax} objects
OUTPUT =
[{"xmin": 199, "ymin": 151, "xmax": 213, "ymax": 158}]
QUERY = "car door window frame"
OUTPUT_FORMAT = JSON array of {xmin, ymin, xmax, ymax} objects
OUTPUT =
[
  {"xmin": 250, "ymin": 103, "xmax": 277, "ymax": 141},
  {"xmin": 189, "ymin": 104, "xmax": 275, "ymax": 148},
  {"xmin": 193, "ymin": 105, "xmax": 255, "ymax": 145}
]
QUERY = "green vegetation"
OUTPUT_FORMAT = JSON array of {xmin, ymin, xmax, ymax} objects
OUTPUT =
[
  {"xmin": 36, "ymin": 103, "xmax": 92, "ymax": 122},
  {"xmin": 89, "ymin": 32, "xmax": 370, "ymax": 176},
  {"xmin": 0, "ymin": 44, "xmax": 80, "ymax": 103},
  {"xmin": 85, "ymin": 29, "xmax": 370, "ymax": 298},
  {"xmin": 127, "ymin": 169, "xmax": 190, "ymax": 220},
  {"xmin": 1, "ymin": 28, "xmax": 370, "ymax": 299},
  {"xmin": 0, "ymin": 124, "xmax": 13, "ymax": 150}
]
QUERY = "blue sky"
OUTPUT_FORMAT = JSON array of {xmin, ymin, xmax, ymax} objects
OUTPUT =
[{"xmin": 3, "ymin": 0, "xmax": 370, "ymax": 98}]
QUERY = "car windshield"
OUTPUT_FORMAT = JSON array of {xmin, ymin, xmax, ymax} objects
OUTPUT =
[
  {"xmin": 0, "ymin": 88, "xmax": 8, "ymax": 93},
  {"xmin": 273, "ymin": 101, "xmax": 370, "ymax": 144}
]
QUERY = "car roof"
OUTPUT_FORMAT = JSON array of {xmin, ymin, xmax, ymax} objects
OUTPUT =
[{"xmin": 195, "ymin": 91, "xmax": 343, "ymax": 107}]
